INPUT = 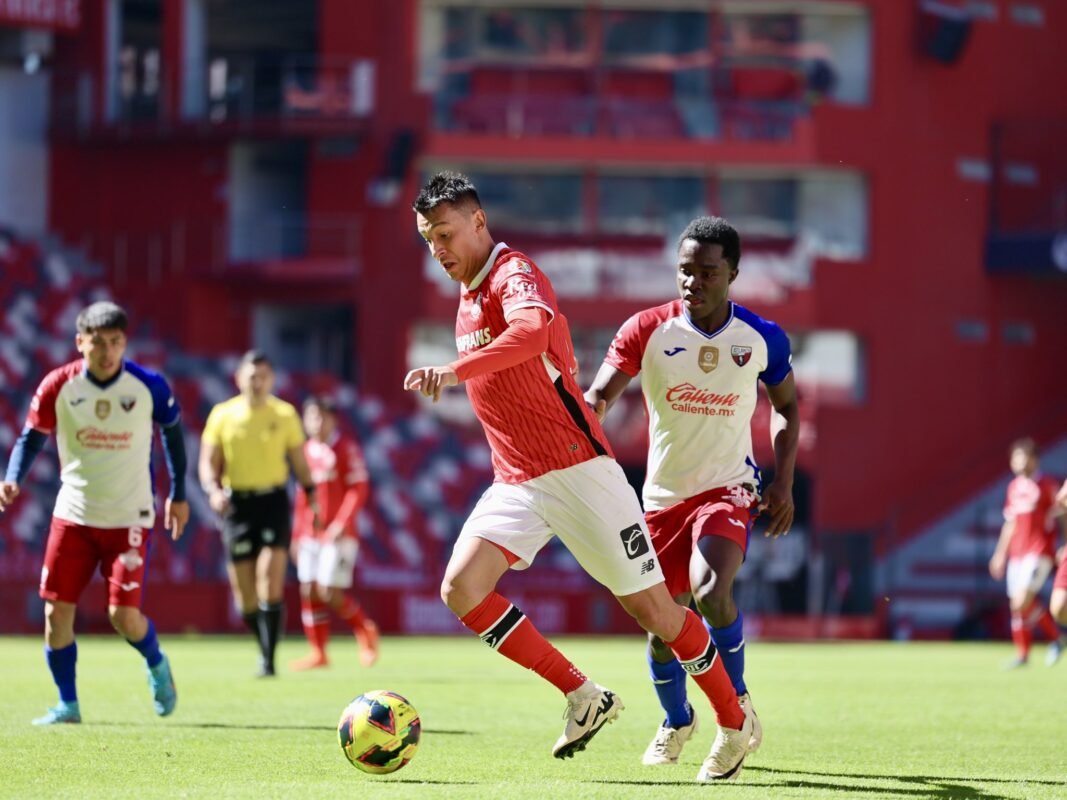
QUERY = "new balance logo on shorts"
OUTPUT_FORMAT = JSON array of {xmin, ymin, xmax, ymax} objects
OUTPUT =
[{"xmin": 619, "ymin": 524, "xmax": 650, "ymax": 560}]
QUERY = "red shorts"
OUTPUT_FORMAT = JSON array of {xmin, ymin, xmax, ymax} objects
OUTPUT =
[
  {"xmin": 40, "ymin": 517, "xmax": 152, "ymax": 607},
  {"xmin": 645, "ymin": 485, "xmax": 757, "ymax": 598},
  {"xmin": 1054, "ymin": 556, "xmax": 1067, "ymax": 591}
]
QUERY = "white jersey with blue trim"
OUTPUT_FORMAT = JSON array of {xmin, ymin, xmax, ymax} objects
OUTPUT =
[
  {"xmin": 605, "ymin": 300, "xmax": 792, "ymax": 511},
  {"xmin": 26, "ymin": 359, "xmax": 181, "ymax": 528}
]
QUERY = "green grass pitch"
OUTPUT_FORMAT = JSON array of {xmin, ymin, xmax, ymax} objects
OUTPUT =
[{"xmin": 1, "ymin": 635, "xmax": 1064, "ymax": 799}]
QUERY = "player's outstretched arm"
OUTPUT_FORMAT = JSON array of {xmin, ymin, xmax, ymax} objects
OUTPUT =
[
  {"xmin": 760, "ymin": 373, "xmax": 800, "ymax": 538},
  {"xmin": 584, "ymin": 363, "xmax": 633, "ymax": 422},
  {"xmin": 0, "ymin": 426, "xmax": 49, "ymax": 511},
  {"xmin": 404, "ymin": 366, "xmax": 459, "ymax": 402}
]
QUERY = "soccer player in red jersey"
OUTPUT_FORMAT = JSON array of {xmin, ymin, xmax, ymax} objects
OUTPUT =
[
  {"xmin": 404, "ymin": 172, "xmax": 753, "ymax": 781},
  {"xmin": 0, "ymin": 301, "xmax": 189, "ymax": 724},
  {"xmin": 988, "ymin": 439, "xmax": 1066, "ymax": 668},
  {"xmin": 290, "ymin": 395, "xmax": 379, "ymax": 670},
  {"xmin": 585, "ymin": 216, "xmax": 799, "ymax": 767},
  {"xmin": 1049, "ymin": 479, "xmax": 1067, "ymax": 662}
]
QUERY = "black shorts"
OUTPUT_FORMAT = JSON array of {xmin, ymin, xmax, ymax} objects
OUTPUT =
[{"xmin": 221, "ymin": 487, "xmax": 291, "ymax": 562}]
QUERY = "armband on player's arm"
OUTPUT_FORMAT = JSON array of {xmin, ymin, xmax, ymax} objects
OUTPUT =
[
  {"xmin": 450, "ymin": 307, "xmax": 549, "ymax": 382},
  {"xmin": 160, "ymin": 420, "xmax": 188, "ymax": 502},
  {"xmin": 4, "ymin": 427, "xmax": 48, "ymax": 485}
]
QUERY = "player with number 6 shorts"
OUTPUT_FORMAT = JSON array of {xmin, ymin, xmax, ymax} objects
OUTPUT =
[{"xmin": 0, "ymin": 301, "xmax": 189, "ymax": 725}]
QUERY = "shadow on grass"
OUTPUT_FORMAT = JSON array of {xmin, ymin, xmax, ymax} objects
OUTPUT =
[
  {"xmin": 592, "ymin": 766, "xmax": 1058, "ymax": 799},
  {"xmin": 91, "ymin": 722, "xmax": 474, "ymax": 735}
]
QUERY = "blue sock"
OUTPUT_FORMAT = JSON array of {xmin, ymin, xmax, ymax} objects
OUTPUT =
[
  {"xmin": 128, "ymin": 619, "xmax": 163, "ymax": 669},
  {"xmin": 45, "ymin": 642, "xmax": 78, "ymax": 704},
  {"xmin": 708, "ymin": 611, "xmax": 747, "ymax": 696},
  {"xmin": 648, "ymin": 652, "xmax": 692, "ymax": 728}
]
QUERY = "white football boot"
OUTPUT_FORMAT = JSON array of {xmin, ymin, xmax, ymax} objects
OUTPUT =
[
  {"xmin": 642, "ymin": 707, "xmax": 698, "ymax": 765},
  {"xmin": 552, "ymin": 681, "xmax": 624, "ymax": 759},
  {"xmin": 696, "ymin": 703, "xmax": 754, "ymax": 782},
  {"xmin": 738, "ymin": 692, "xmax": 762, "ymax": 752}
]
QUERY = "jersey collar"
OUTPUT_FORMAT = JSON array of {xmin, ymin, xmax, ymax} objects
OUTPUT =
[
  {"xmin": 466, "ymin": 241, "xmax": 508, "ymax": 293},
  {"xmin": 82, "ymin": 359, "xmax": 126, "ymax": 390},
  {"xmin": 683, "ymin": 301, "xmax": 735, "ymax": 340}
]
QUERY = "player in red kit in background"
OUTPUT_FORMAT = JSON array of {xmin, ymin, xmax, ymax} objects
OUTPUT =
[
  {"xmin": 585, "ymin": 216, "xmax": 799, "ymax": 767},
  {"xmin": 290, "ymin": 396, "xmax": 379, "ymax": 670},
  {"xmin": 404, "ymin": 172, "xmax": 755, "ymax": 782},
  {"xmin": 1048, "ymin": 479, "xmax": 1067, "ymax": 656},
  {"xmin": 988, "ymin": 438, "xmax": 1066, "ymax": 668}
]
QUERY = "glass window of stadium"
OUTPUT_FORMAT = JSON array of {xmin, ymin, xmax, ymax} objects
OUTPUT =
[
  {"xmin": 597, "ymin": 175, "xmax": 704, "ymax": 237},
  {"xmin": 466, "ymin": 171, "xmax": 583, "ymax": 235}
]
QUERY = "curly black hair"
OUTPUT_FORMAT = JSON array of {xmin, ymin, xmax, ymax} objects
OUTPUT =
[
  {"xmin": 678, "ymin": 216, "xmax": 741, "ymax": 269},
  {"xmin": 413, "ymin": 171, "xmax": 481, "ymax": 214}
]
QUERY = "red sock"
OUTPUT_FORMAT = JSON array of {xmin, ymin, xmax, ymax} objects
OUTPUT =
[
  {"xmin": 1011, "ymin": 611, "xmax": 1032, "ymax": 660},
  {"xmin": 1035, "ymin": 608, "xmax": 1059, "ymax": 641},
  {"xmin": 300, "ymin": 596, "xmax": 330, "ymax": 654},
  {"xmin": 666, "ymin": 608, "xmax": 744, "ymax": 730},
  {"xmin": 460, "ymin": 592, "xmax": 586, "ymax": 694},
  {"xmin": 335, "ymin": 595, "xmax": 369, "ymax": 632}
]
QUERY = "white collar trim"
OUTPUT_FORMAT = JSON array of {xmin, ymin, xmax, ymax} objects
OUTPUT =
[{"xmin": 466, "ymin": 242, "xmax": 507, "ymax": 292}]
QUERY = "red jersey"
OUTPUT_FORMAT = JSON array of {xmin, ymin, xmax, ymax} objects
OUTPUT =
[
  {"xmin": 453, "ymin": 242, "xmax": 612, "ymax": 483},
  {"xmin": 293, "ymin": 431, "xmax": 369, "ymax": 541},
  {"xmin": 1003, "ymin": 473, "xmax": 1060, "ymax": 558}
]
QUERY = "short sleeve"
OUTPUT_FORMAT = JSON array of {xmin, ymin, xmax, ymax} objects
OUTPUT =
[
  {"xmin": 341, "ymin": 439, "xmax": 369, "ymax": 485},
  {"xmin": 495, "ymin": 258, "xmax": 556, "ymax": 321},
  {"xmin": 201, "ymin": 405, "xmax": 223, "ymax": 446},
  {"xmin": 759, "ymin": 323, "xmax": 793, "ymax": 386},
  {"xmin": 285, "ymin": 407, "xmax": 305, "ymax": 449},
  {"xmin": 127, "ymin": 363, "xmax": 181, "ymax": 426},
  {"xmin": 26, "ymin": 369, "xmax": 66, "ymax": 433},
  {"xmin": 605, "ymin": 313, "xmax": 645, "ymax": 377}
]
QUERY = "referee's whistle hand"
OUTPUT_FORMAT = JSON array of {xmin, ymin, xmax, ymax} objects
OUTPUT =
[{"xmin": 208, "ymin": 487, "xmax": 230, "ymax": 515}]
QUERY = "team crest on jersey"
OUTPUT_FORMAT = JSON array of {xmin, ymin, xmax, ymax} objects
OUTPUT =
[
  {"xmin": 470, "ymin": 293, "xmax": 483, "ymax": 319},
  {"xmin": 731, "ymin": 345, "xmax": 752, "ymax": 367},
  {"xmin": 698, "ymin": 346, "xmax": 719, "ymax": 373},
  {"xmin": 95, "ymin": 399, "xmax": 111, "ymax": 420},
  {"xmin": 516, "ymin": 261, "xmax": 532, "ymax": 274},
  {"xmin": 120, "ymin": 395, "xmax": 137, "ymax": 412}
]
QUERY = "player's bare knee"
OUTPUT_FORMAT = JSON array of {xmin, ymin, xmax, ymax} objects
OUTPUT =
[
  {"xmin": 107, "ymin": 606, "xmax": 140, "ymax": 637},
  {"xmin": 693, "ymin": 586, "xmax": 734, "ymax": 627},
  {"xmin": 648, "ymin": 632, "xmax": 673, "ymax": 661}
]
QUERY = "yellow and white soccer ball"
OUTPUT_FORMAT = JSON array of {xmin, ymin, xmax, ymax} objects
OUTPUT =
[{"xmin": 337, "ymin": 690, "xmax": 421, "ymax": 774}]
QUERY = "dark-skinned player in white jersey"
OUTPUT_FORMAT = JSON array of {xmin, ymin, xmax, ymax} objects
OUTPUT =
[{"xmin": 586, "ymin": 216, "xmax": 799, "ymax": 771}]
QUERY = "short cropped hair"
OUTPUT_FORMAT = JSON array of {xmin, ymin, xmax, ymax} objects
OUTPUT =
[
  {"xmin": 1010, "ymin": 437, "xmax": 1037, "ymax": 457},
  {"xmin": 76, "ymin": 301, "xmax": 128, "ymax": 333},
  {"xmin": 303, "ymin": 395, "xmax": 337, "ymax": 415},
  {"xmin": 238, "ymin": 350, "xmax": 273, "ymax": 370},
  {"xmin": 413, "ymin": 171, "xmax": 481, "ymax": 215},
  {"xmin": 678, "ymin": 216, "xmax": 742, "ymax": 269}
]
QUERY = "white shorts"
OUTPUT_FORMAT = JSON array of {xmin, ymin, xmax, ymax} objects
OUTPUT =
[
  {"xmin": 457, "ymin": 456, "xmax": 664, "ymax": 597},
  {"xmin": 296, "ymin": 537, "xmax": 359, "ymax": 589},
  {"xmin": 1006, "ymin": 553, "xmax": 1054, "ymax": 599}
]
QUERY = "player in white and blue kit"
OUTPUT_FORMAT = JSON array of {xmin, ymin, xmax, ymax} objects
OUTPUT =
[
  {"xmin": 587, "ymin": 217, "xmax": 800, "ymax": 778},
  {"xmin": 0, "ymin": 301, "xmax": 190, "ymax": 725}
]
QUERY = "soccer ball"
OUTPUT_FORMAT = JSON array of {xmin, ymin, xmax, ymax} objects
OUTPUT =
[{"xmin": 337, "ymin": 690, "xmax": 421, "ymax": 774}]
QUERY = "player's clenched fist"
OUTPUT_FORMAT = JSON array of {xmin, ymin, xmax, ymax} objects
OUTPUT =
[
  {"xmin": 404, "ymin": 366, "xmax": 458, "ymax": 402},
  {"xmin": 0, "ymin": 481, "xmax": 19, "ymax": 512}
]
